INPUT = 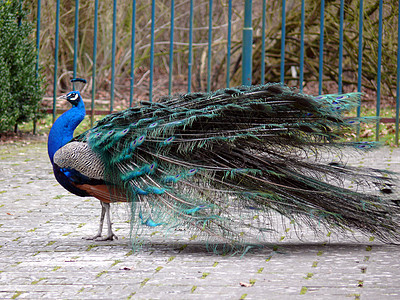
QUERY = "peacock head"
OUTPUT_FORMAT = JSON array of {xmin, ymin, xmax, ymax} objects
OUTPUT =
[{"xmin": 59, "ymin": 91, "xmax": 82, "ymax": 107}]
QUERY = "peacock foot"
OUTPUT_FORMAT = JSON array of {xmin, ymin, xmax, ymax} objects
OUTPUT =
[
  {"xmin": 83, "ymin": 233, "xmax": 102, "ymax": 241},
  {"xmin": 95, "ymin": 232, "xmax": 118, "ymax": 241},
  {"xmin": 83, "ymin": 232, "xmax": 118, "ymax": 241}
]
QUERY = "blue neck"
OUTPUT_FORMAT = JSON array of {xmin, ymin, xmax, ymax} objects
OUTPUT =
[{"xmin": 48, "ymin": 99, "xmax": 86, "ymax": 164}]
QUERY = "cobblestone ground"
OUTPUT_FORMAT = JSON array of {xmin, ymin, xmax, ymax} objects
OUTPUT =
[{"xmin": 1, "ymin": 140, "xmax": 400, "ymax": 299}]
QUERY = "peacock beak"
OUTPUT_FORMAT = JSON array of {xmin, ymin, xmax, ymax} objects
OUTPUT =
[{"xmin": 58, "ymin": 94, "xmax": 68, "ymax": 100}]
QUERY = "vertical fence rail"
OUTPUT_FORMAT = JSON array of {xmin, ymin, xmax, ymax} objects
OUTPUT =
[
  {"xmin": 260, "ymin": 0, "xmax": 266, "ymax": 85},
  {"xmin": 129, "ymin": 0, "xmax": 136, "ymax": 107},
  {"xmin": 149, "ymin": 0, "xmax": 156, "ymax": 101},
  {"xmin": 357, "ymin": 0, "xmax": 364, "ymax": 95},
  {"xmin": 35, "ymin": 0, "xmax": 41, "ymax": 77},
  {"xmin": 280, "ymin": 0, "xmax": 286, "ymax": 83},
  {"xmin": 72, "ymin": 0, "xmax": 79, "ymax": 90},
  {"xmin": 110, "ymin": 0, "xmax": 117, "ymax": 112},
  {"xmin": 318, "ymin": 0, "xmax": 325, "ymax": 94},
  {"xmin": 187, "ymin": 0, "xmax": 194, "ymax": 93},
  {"xmin": 356, "ymin": 0, "xmax": 364, "ymax": 140},
  {"xmin": 299, "ymin": 0, "xmax": 305, "ymax": 92},
  {"xmin": 396, "ymin": 4, "xmax": 400, "ymax": 146},
  {"xmin": 17, "ymin": 0, "xmax": 22, "ymax": 26},
  {"xmin": 52, "ymin": 0, "xmax": 61, "ymax": 123},
  {"xmin": 375, "ymin": 0, "xmax": 383, "ymax": 141},
  {"xmin": 242, "ymin": 0, "xmax": 252, "ymax": 86},
  {"xmin": 90, "ymin": 0, "xmax": 99, "ymax": 126},
  {"xmin": 225, "ymin": 0, "xmax": 232, "ymax": 87},
  {"xmin": 168, "ymin": 0, "xmax": 175, "ymax": 95},
  {"xmin": 338, "ymin": 0, "xmax": 344, "ymax": 93},
  {"xmin": 33, "ymin": 0, "xmax": 42, "ymax": 134},
  {"xmin": 206, "ymin": 0, "xmax": 213, "ymax": 92}
]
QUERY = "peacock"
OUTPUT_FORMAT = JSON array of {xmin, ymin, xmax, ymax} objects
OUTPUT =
[{"xmin": 48, "ymin": 81, "xmax": 400, "ymax": 252}]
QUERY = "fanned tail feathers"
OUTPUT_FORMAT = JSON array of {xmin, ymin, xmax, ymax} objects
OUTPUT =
[{"xmin": 74, "ymin": 83, "xmax": 399, "ymax": 251}]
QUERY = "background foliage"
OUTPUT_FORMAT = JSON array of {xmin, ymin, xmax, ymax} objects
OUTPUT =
[{"xmin": 0, "ymin": 0, "xmax": 45, "ymax": 133}]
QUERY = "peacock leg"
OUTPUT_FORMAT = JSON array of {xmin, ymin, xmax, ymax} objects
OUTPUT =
[
  {"xmin": 84, "ymin": 202, "xmax": 118, "ymax": 240},
  {"xmin": 84, "ymin": 200, "xmax": 106, "ymax": 240},
  {"xmin": 100, "ymin": 202, "xmax": 118, "ymax": 241}
]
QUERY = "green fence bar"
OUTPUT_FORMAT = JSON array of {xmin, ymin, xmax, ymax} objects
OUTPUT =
[
  {"xmin": 299, "ymin": 0, "xmax": 305, "ymax": 92},
  {"xmin": 318, "ymin": 0, "xmax": 324, "ymax": 94},
  {"xmin": 280, "ymin": 0, "xmax": 286, "ymax": 83},
  {"xmin": 206, "ymin": 0, "xmax": 213, "ymax": 92},
  {"xmin": 187, "ymin": 0, "xmax": 194, "ymax": 92},
  {"xmin": 90, "ymin": 0, "xmax": 99, "ymax": 126},
  {"xmin": 357, "ymin": 0, "xmax": 364, "ymax": 95},
  {"xmin": 338, "ymin": 0, "xmax": 344, "ymax": 93},
  {"xmin": 129, "ymin": 0, "xmax": 136, "ymax": 107},
  {"xmin": 226, "ymin": 0, "xmax": 232, "ymax": 87},
  {"xmin": 396, "ymin": 2, "xmax": 400, "ymax": 146},
  {"xmin": 110, "ymin": 0, "xmax": 117, "ymax": 112},
  {"xmin": 35, "ymin": 0, "xmax": 41, "ymax": 76},
  {"xmin": 72, "ymin": 0, "xmax": 79, "ymax": 90},
  {"xmin": 356, "ymin": 0, "xmax": 364, "ymax": 139},
  {"xmin": 375, "ymin": 0, "xmax": 383, "ymax": 141},
  {"xmin": 33, "ymin": 0, "xmax": 42, "ymax": 134},
  {"xmin": 52, "ymin": 0, "xmax": 61, "ymax": 123},
  {"xmin": 149, "ymin": 0, "xmax": 156, "ymax": 101},
  {"xmin": 168, "ymin": 0, "xmax": 174, "ymax": 95},
  {"xmin": 260, "ymin": 0, "xmax": 266, "ymax": 84},
  {"xmin": 242, "ymin": 0, "xmax": 252, "ymax": 86},
  {"xmin": 17, "ymin": 0, "xmax": 22, "ymax": 26}
]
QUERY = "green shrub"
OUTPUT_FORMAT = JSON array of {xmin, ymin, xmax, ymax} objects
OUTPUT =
[{"xmin": 0, "ymin": 0, "xmax": 44, "ymax": 133}]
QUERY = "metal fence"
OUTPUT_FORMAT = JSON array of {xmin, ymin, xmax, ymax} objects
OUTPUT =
[{"xmin": 34, "ymin": 0, "xmax": 400, "ymax": 145}]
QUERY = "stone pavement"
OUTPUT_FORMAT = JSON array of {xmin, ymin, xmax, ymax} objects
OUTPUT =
[{"xmin": 0, "ymin": 140, "xmax": 400, "ymax": 299}]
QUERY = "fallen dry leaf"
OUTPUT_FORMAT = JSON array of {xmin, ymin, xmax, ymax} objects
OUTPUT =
[{"xmin": 240, "ymin": 282, "xmax": 253, "ymax": 287}]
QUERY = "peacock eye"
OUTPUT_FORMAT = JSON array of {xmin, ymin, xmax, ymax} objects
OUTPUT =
[{"xmin": 188, "ymin": 168, "xmax": 197, "ymax": 174}]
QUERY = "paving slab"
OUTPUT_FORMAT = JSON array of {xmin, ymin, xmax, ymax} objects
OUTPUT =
[{"xmin": 0, "ymin": 140, "xmax": 400, "ymax": 299}]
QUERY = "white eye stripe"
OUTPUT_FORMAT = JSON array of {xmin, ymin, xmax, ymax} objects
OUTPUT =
[{"xmin": 69, "ymin": 93, "xmax": 79, "ymax": 101}]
